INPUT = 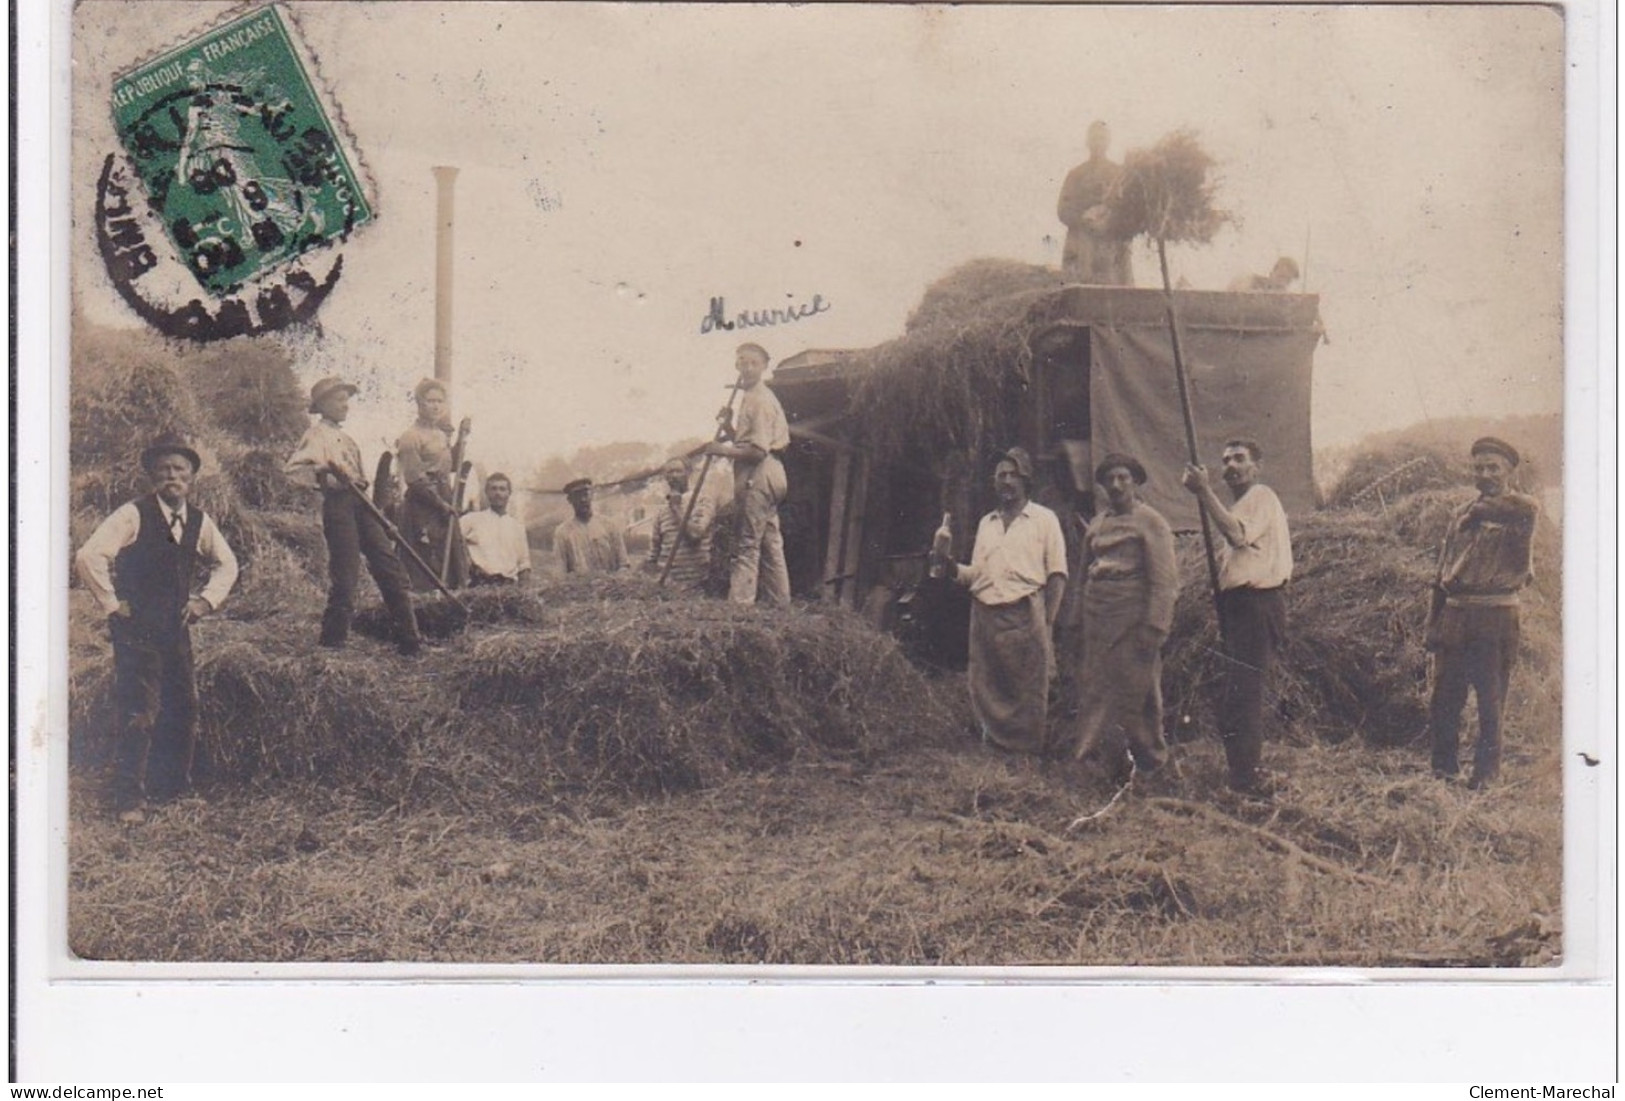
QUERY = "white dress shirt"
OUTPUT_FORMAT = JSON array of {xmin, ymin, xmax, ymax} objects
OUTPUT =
[
  {"xmin": 460, "ymin": 509, "xmax": 532, "ymax": 580},
  {"xmin": 956, "ymin": 501, "xmax": 1068, "ymax": 606}
]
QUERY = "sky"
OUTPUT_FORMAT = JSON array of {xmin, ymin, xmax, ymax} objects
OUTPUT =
[{"xmin": 72, "ymin": 2, "xmax": 1566, "ymax": 480}]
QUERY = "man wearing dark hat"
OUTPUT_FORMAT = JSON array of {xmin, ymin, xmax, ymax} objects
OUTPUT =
[
  {"xmin": 555, "ymin": 476, "xmax": 629, "ymax": 575},
  {"xmin": 706, "ymin": 342, "xmax": 792, "ymax": 606},
  {"xmin": 932, "ymin": 446, "xmax": 1069, "ymax": 754},
  {"xmin": 647, "ymin": 456, "xmax": 716, "ymax": 591},
  {"xmin": 396, "ymin": 378, "xmax": 468, "ymax": 591},
  {"xmin": 1182, "ymin": 437, "xmax": 1294, "ymax": 795},
  {"xmin": 285, "ymin": 377, "xmax": 423, "ymax": 656},
  {"xmin": 1064, "ymin": 453, "xmax": 1179, "ymax": 785},
  {"xmin": 76, "ymin": 437, "xmax": 239, "ymax": 822},
  {"xmin": 1426, "ymin": 437, "xmax": 1539, "ymax": 789}
]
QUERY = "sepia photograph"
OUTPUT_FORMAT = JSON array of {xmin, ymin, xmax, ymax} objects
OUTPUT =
[{"xmin": 58, "ymin": 0, "xmax": 1576, "ymax": 978}]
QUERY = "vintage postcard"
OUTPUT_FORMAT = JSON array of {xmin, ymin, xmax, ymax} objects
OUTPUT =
[{"xmin": 18, "ymin": 0, "xmax": 1612, "ymax": 1081}]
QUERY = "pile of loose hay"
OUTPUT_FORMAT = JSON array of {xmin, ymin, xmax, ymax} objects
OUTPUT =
[
  {"xmin": 850, "ymin": 259, "xmax": 1066, "ymax": 466},
  {"xmin": 1164, "ymin": 511, "xmax": 1436, "ymax": 747},
  {"xmin": 1099, "ymin": 128, "xmax": 1232, "ymax": 246},
  {"xmin": 72, "ymin": 575, "xmax": 965, "ymax": 808},
  {"xmin": 1325, "ymin": 442, "xmax": 1462, "ymax": 508},
  {"xmin": 1163, "ymin": 486, "xmax": 1562, "ymax": 748}
]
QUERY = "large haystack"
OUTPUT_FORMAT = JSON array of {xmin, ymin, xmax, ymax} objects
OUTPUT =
[
  {"xmin": 850, "ymin": 259, "xmax": 1065, "ymax": 466},
  {"xmin": 71, "ymin": 575, "xmax": 966, "ymax": 807}
]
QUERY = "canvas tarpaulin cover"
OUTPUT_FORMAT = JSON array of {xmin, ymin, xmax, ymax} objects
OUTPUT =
[{"xmin": 1089, "ymin": 322, "xmax": 1320, "ymax": 530}]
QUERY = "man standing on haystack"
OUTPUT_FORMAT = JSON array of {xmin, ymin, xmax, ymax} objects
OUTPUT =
[
  {"xmin": 706, "ymin": 342, "xmax": 792, "ymax": 606},
  {"xmin": 1182, "ymin": 438, "xmax": 1293, "ymax": 795},
  {"xmin": 1065, "ymin": 453, "xmax": 1179, "ymax": 786},
  {"xmin": 461, "ymin": 472, "xmax": 532, "ymax": 586},
  {"xmin": 555, "ymin": 477, "xmax": 629, "ymax": 575},
  {"xmin": 76, "ymin": 436, "xmax": 239, "ymax": 822},
  {"xmin": 1425, "ymin": 437, "xmax": 1538, "ymax": 790},
  {"xmin": 647, "ymin": 456, "xmax": 716, "ymax": 592},
  {"xmin": 1057, "ymin": 120, "xmax": 1134, "ymax": 286},
  {"xmin": 932, "ymin": 447, "xmax": 1069, "ymax": 755},
  {"xmin": 285, "ymin": 378, "xmax": 423, "ymax": 657},
  {"xmin": 396, "ymin": 378, "xmax": 469, "ymax": 591}
]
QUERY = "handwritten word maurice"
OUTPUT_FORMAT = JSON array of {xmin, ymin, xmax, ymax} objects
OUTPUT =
[{"xmin": 699, "ymin": 294, "xmax": 830, "ymax": 334}]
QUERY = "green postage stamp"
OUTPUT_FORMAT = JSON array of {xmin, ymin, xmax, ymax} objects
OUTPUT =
[{"xmin": 110, "ymin": 5, "xmax": 371, "ymax": 295}]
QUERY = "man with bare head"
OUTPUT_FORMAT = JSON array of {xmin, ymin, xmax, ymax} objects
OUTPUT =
[
  {"xmin": 1057, "ymin": 120, "xmax": 1134, "ymax": 286},
  {"xmin": 396, "ymin": 377, "xmax": 468, "ymax": 590},
  {"xmin": 1183, "ymin": 437, "xmax": 1293, "ymax": 795},
  {"xmin": 461, "ymin": 472, "xmax": 532, "ymax": 586},
  {"xmin": 706, "ymin": 342, "xmax": 791, "ymax": 606}
]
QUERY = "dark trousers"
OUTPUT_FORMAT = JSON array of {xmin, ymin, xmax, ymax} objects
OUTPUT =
[
  {"xmin": 1217, "ymin": 586, "xmax": 1288, "ymax": 788},
  {"xmin": 1429, "ymin": 604, "xmax": 1519, "ymax": 782},
  {"xmin": 321, "ymin": 491, "xmax": 421, "ymax": 648},
  {"xmin": 111, "ymin": 624, "xmax": 197, "ymax": 809}
]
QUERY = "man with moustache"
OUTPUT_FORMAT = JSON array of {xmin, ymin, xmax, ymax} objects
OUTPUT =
[
  {"xmin": 76, "ymin": 436, "xmax": 239, "ymax": 822},
  {"xmin": 1182, "ymin": 438, "xmax": 1293, "ymax": 795},
  {"xmin": 1066, "ymin": 453, "xmax": 1179, "ymax": 786},
  {"xmin": 1425, "ymin": 437, "xmax": 1539, "ymax": 790},
  {"xmin": 932, "ymin": 446, "xmax": 1069, "ymax": 755}
]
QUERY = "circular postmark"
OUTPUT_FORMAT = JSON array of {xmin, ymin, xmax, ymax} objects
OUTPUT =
[
  {"xmin": 99, "ymin": 6, "xmax": 373, "ymax": 340},
  {"xmin": 96, "ymin": 151, "xmax": 345, "ymax": 342}
]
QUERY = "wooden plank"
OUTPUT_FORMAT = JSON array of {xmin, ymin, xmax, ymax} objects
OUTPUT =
[
  {"xmin": 822, "ymin": 450, "xmax": 853, "ymax": 600},
  {"xmin": 840, "ymin": 453, "xmax": 871, "ymax": 609}
]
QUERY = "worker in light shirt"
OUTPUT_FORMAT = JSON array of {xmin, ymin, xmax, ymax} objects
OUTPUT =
[
  {"xmin": 932, "ymin": 446, "xmax": 1069, "ymax": 756},
  {"xmin": 461, "ymin": 472, "xmax": 532, "ymax": 586},
  {"xmin": 1182, "ymin": 437, "xmax": 1293, "ymax": 796},
  {"xmin": 75, "ymin": 437, "xmax": 238, "ymax": 822}
]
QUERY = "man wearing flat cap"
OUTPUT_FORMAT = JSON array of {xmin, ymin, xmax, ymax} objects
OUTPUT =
[
  {"xmin": 931, "ymin": 446, "xmax": 1069, "ymax": 755},
  {"xmin": 555, "ymin": 476, "xmax": 629, "ymax": 575},
  {"xmin": 1183, "ymin": 437, "xmax": 1294, "ymax": 795},
  {"xmin": 1063, "ymin": 453, "xmax": 1179, "ymax": 785},
  {"xmin": 285, "ymin": 377, "xmax": 423, "ymax": 656},
  {"xmin": 1426, "ymin": 437, "xmax": 1539, "ymax": 789},
  {"xmin": 647, "ymin": 456, "xmax": 716, "ymax": 591},
  {"xmin": 76, "ymin": 436, "xmax": 239, "ymax": 822},
  {"xmin": 396, "ymin": 378, "xmax": 469, "ymax": 591}
]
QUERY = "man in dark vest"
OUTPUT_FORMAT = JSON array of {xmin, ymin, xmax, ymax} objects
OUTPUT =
[{"xmin": 76, "ymin": 437, "xmax": 239, "ymax": 823}]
